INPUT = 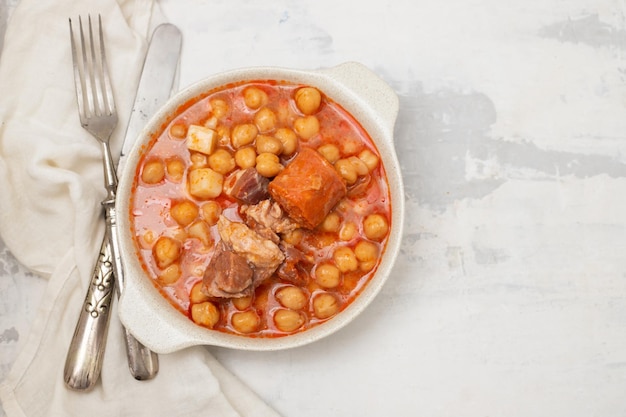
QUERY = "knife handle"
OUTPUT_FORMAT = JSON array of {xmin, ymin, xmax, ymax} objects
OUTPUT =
[
  {"xmin": 102, "ymin": 186, "xmax": 159, "ymax": 380},
  {"xmin": 64, "ymin": 235, "xmax": 114, "ymax": 391}
]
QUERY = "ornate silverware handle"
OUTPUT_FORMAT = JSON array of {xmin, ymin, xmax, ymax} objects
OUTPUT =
[
  {"xmin": 64, "ymin": 235, "xmax": 114, "ymax": 391},
  {"xmin": 102, "ymin": 144, "xmax": 159, "ymax": 380}
]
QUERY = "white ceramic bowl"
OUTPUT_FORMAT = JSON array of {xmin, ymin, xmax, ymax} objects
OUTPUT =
[{"xmin": 117, "ymin": 62, "xmax": 404, "ymax": 352}]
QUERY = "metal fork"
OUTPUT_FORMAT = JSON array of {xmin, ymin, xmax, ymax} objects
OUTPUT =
[{"xmin": 64, "ymin": 15, "xmax": 158, "ymax": 391}]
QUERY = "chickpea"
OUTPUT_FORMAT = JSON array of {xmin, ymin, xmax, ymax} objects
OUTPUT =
[
  {"xmin": 190, "ymin": 281, "xmax": 210, "ymax": 304},
  {"xmin": 190, "ymin": 152, "xmax": 208, "ymax": 169},
  {"xmin": 317, "ymin": 143, "xmax": 340, "ymax": 164},
  {"xmin": 166, "ymin": 157, "xmax": 185, "ymax": 182},
  {"xmin": 339, "ymin": 136, "xmax": 363, "ymax": 156},
  {"xmin": 293, "ymin": 115, "xmax": 320, "ymax": 140},
  {"xmin": 294, "ymin": 87, "xmax": 322, "ymax": 115},
  {"xmin": 276, "ymin": 286, "xmax": 307, "ymax": 310},
  {"xmin": 315, "ymin": 263, "xmax": 341, "ymax": 288},
  {"xmin": 170, "ymin": 200, "xmax": 199, "ymax": 227},
  {"xmin": 141, "ymin": 159, "xmax": 165, "ymax": 184},
  {"xmin": 348, "ymin": 156, "xmax": 369, "ymax": 176},
  {"xmin": 171, "ymin": 226, "xmax": 188, "ymax": 242},
  {"xmin": 356, "ymin": 241, "xmax": 378, "ymax": 271},
  {"xmin": 254, "ymin": 107, "xmax": 277, "ymax": 133},
  {"xmin": 158, "ymin": 263, "xmax": 181, "ymax": 285},
  {"xmin": 274, "ymin": 128, "xmax": 298, "ymax": 156},
  {"xmin": 339, "ymin": 222, "xmax": 357, "ymax": 241},
  {"xmin": 363, "ymin": 213, "xmax": 389, "ymax": 241},
  {"xmin": 333, "ymin": 246, "xmax": 358, "ymax": 273},
  {"xmin": 217, "ymin": 125, "xmax": 231, "ymax": 146},
  {"xmin": 276, "ymin": 100, "xmax": 295, "ymax": 126},
  {"xmin": 336, "ymin": 199, "xmax": 351, "ymax": 212},
  {"xmin": 140, "ymin": 230, "xmax": 155, "ymax": 248},
  {"xmin": 313, "ymin": 293, "xmax": 339, "ymax": 319},
  {"xmin": 169, "ymin": 123, "xmax": 186, "ymax": 139},
  {"xmin": 188, "ymin": 168, "xmax": 224, "ymax": 199},
  {"xmin": 235, "ymin": 147, "xmax": 257, "ymax": 169},
  {"xmin": 191, "ymin": 301, "xmax": 220, "ymax": 328},
  {"xmin": 354, "ymin": 240, "xmax": 379, "ymax": 262},
  {"xmin": 231, "ymin": 310, "xmax": 260, "ymax": 333},
  {"xmin": 256, "ymin": 135, "xmax": 283, "ymax": 155},
  {"xmin": 274, "ymin": 309, "xmax": 304, "ymax": 332},
  {"xmin": 243, "ymin": 86, "xmax": 268, "ymax": 110},
  {"xmin": 232, "ymin": 296, "xmax": 253, "ymax": 310},
  {"xmin": 208, "ymin": 149, "xmax": 236, "ymax": 175},
  {"xmin": 319, "ymin": 212, "xmax": 341, "ymax": 233},
  {"xmin": 201, "ymin": 201, "xmax": 222, "ymax": 225},
  {"xmin": 335, "ymin": 158, "xmax": 357, "ymax": 185},
  {"xmin": 358, "ymin": 149, "xmax": 380, "ymax": 172},
  {"xmin": 191, "ymin": 264, "xmax": 205, "ymax": 277},
  {"xmin": 315, "ymin": 233, "xmax": 336, "ymax": 248},
  {"xmin": 188, "ymin": 220, "xmax": 212, "ymax": 246},
  {"xmin": 360, "ymin": 260, "xmax": 376, "ymax": 272},
  {"xmin": 210, "ymin": 98, "xmax": 229, "ymax": 119},
  {"xmin": 281, "ymin": 228, "xmax": 304, "ymax": 245},
  {"xmin": 204, "ymin": 116, "xmax": 218, "ymax": 129},
  {"xmin": 231, "ymin": 123, "xmax": 258, "ymax": 148},
  {"xmin": 153, "ymin": 236, "xmax": 181, "ymax": 269},
  {"xmin": 256, "ymin": 152, "xmax": 283, "ymax": 177}
]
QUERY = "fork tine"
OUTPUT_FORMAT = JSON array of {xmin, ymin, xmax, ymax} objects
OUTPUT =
[
  {"xmin": 69, "ymin": 18, "xmax": 86, "ymax": 121},
  {"xmin": 88, "ymin": 15, "xmax": 106, "ymax": 117},
  {"xmin": 78, "ymin": 16, "xmax": 96, "ymax": 120},
  {"xmin": 87, "ymin": 15, "xmax": 104, "ymax": 118},
  {"xmin": 97, "ymin": 15, "xmax": 116, "ymax": 116},
  {"xmin": 69, "ymin": 14, "xmax": 117, "ymax": 141}
]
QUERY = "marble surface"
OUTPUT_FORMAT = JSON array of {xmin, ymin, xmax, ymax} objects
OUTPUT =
[{"xmin": 3, "ymin": 0, "xmax": 626, "ymax": 415}]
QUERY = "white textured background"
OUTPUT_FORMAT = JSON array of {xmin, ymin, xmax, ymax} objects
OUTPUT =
[{"xmin": 3, "ymin": 0, "xmax": 626, "ymax": 415}]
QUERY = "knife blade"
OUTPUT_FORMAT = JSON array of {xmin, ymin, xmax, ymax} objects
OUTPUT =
[
  {"xmin": 118, "ymin": 23, "xmax": 182, "ymax": 175},
  {"xmin": 64, "ymin": 23, "xmax": 182, "ymax": 390},
  {"xmin": 113, "ymin": 22, "xmax": 182, "ymax": 381}
]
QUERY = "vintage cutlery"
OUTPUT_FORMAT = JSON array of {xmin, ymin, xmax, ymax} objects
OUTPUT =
[{"xmin": 64, "ymin": 15, "xmax": 181, "ymax": 390}]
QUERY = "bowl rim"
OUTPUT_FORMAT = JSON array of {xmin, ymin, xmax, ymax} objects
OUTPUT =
[{"xmin": 117, "ymin": 62, "xmax": 405, "ymax": 352}]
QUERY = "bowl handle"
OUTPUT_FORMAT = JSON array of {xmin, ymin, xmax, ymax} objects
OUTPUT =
[
  {"xmin": 118, "ymin": 271, "xmax": 189, "ymax": 354},
  {"xmin": 318, "ymin": 62, "xmax": 399, "ymax": 142}
]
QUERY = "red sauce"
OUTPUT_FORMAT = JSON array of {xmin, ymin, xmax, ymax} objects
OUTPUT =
[{"xmin": 130, "ymin": 81, "xmax": 391, "ymax": 337}]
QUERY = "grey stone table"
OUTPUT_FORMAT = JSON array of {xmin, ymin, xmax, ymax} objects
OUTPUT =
[{"xmin": 2, "ymin": 0, "xmax": 626, "ymax": 416}]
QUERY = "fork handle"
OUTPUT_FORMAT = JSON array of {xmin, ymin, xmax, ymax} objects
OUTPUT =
[
  {"xmin": 101, "ymin": 142, "xmax": 159, "ymax": 380},
  {"xmin": 64, "ymin": 235, "xmax": 114, "ymax": 391},
  {"xmin": 102, "ymin": 194, "xmax": 159, "ymax": 379}
]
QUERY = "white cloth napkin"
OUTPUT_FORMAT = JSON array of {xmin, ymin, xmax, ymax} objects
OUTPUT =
[{"xmin": 0, "ymin": 1, "xmax": 280, "ymax": 416}]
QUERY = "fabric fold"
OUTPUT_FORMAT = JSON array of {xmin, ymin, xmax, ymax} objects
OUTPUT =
[{"xmin": 0, "ymin": 1, "xmax": 280, "ymax": 416}]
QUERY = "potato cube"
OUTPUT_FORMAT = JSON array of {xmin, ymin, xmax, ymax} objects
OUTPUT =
[
  {"xmin": 188, "ymin": 168, "xmax": 223, "ymax": 199},
  {"xmin": 187, "ymin": 125, "xmax": 217, "ymax": 155},
  {"xmin": 188, "ymin": 220, "xmax": 212, "ymax": 246}
]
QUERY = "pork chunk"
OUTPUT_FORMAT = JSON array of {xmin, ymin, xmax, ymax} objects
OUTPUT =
[
  {"xmin": 241, "ymin": 199, "xmax": 299, "ymax": 243},
  {"xmin": 217, "ymin": 216, "xmax": 284, "ymax": 284},
  {"xmin": 203, "ymin": 242, "xmax": 254, "ymax": 298},
  {"xmin": 276, "ymin": 243, "xmax": 310, "ymax": 286},
  {"xmin": 225, "ymin": 167, "xmax": 270, "ymax": 205}
]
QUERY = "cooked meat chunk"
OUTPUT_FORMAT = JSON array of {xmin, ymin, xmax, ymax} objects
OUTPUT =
[
  {"xmin": 225, "ymin": 167, "xmax": 270, "ymax": 204},
  {"xmin": 217, "ymin": 215, "xmax": 284, "ymax": 285},
  {"xmin": 276, "ymin": 244, "xmax": 310, "ymax": 286},
  {"xmin": 203, "ymin": 242, "xmax": 254, "ymax": 298},
  {"xmin": 241, "ymin": 199, "xmax": 299, "ymax": 243},
  {"xmin": 269, "ymin": 147, "xmax": 347, "ymax": 229}
]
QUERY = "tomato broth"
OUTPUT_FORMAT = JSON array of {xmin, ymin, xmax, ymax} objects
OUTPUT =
[{"xmin": 130, "ymin": 81, "xmax": 391, "ymax": 337}]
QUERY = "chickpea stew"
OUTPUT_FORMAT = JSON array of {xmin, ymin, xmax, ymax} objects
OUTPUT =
[{"xmin": 130, "ymin": 80, "xmax": 391, "ymax": 338}]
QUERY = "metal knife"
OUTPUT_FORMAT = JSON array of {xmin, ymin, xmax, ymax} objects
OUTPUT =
[
  {"xmin": 64, "ymin": 23, "xmax": 182, "ymax": 391},
  {"xmin": 118, "ymin": 23, "xmax": 182, "ymax": 174}
]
